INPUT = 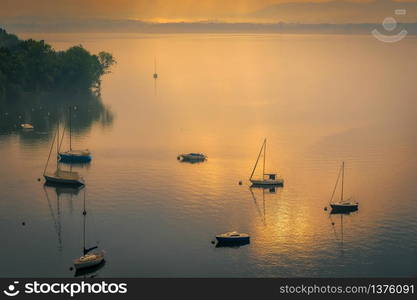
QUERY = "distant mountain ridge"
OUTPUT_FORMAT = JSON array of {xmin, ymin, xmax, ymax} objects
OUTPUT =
[
  {"xmin": 249, "ymin": 0, "xmax": 417, "ymax": 23},
  {"xmin": 2, "ymin": 18, "xmax": 417, "ymax": 36}
]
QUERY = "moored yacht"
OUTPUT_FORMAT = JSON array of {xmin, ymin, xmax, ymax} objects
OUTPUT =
[
  {"xmin": 177, "ymin": 153, "xmax": 207, "ymax": 162},
  {"xmin": 329, "ymin": 162, "xmax": 358, "ymax": 213},
  {"xmin": 249, "ymin": 139, "xmax": 284, "ymax": 186},
  {"xmin": 58, "ymin": 107, "xmax": 92, "ymax": 163},
  {"xmin": 43, "ymin": 125, "xmax": 85, "ymax": 186},
  {"xmin": 215, "ymin": 231, "xmax": 250, "ymax": 245}
]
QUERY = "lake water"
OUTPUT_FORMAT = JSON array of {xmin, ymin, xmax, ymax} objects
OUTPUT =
[{"xmin": 1, "ymin": 33, "xmax": 416, "ymax": 277}]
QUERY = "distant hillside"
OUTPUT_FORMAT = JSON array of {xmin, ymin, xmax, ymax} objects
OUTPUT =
[
  {"xmin": 1, "ymin": 18, "xmax": 417, "ymax": 35},
  {"xmin": 249, "ymin": 0, "xmax": 417, "ymax": 23}
]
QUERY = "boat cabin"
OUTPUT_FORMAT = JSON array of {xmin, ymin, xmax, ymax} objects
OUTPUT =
[{"xmin": 265, "ymin": 173, "xmax": 276, "ymax": 180}]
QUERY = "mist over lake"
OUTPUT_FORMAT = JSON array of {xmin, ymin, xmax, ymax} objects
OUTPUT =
[{"xmin": 0, "ymin": 33, "xmax": 416, "ymax": 277}]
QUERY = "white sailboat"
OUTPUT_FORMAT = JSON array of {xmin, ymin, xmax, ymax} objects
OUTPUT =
[
  {"xmin": 20, "ymin": 123, "xmax": 34, "ymax": 129},
  {"xmin": 74, "ymin": 189, "xmax": 105, "ymax": 271},
  {"xmin": 43, "ymin": 125, "xmax": 85, "ymax": 186},
  {"xmin": 249, "ymin": 139, "xmax": 284, "ymax": 186},
  {"xmin": 329, "ymin": 162, "xmax": 358, "ymax": 213}
]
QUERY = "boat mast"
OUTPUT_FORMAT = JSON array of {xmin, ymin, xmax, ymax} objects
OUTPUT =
[
  {"xmin": 56, "ymin": 124, "xmax": 59, "ymax": 171},
  {"xmin": 341, "ymin": 214, "xmax": 344, "ymax": 249},
  {"xmin": 340, "ymin": 161, "xmax": 344, "ymax": 202},
  {"xmin": 43, "ymin": 129, "xmax": 58, "ymax": 176},
  {"xmin": 263, "ymin": 139, "xmax": 266, "ymax": 178},
  {"xmin": 262, "ymin": 188, "xmax": 266, "ymax": 225},
  {"xmin": 250, "ymin": 139, "xmax": 266, "ymax": 180},
  {"xmin": 82, "ymin": 189, "xmax": 87, "ymax": 255},
  {"xmin": 69, "ymin": 107, "xmax": 72, "ymax": 151},
  {"xmin": 329, "ymin": 163, "xmax": 342, "ymax": 205}
]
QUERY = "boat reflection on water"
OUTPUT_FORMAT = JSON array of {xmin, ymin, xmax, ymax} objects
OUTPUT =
[
  {"xmin": 44, "ymin": 181, "xmax": 84, "ymax": 197},
  {"xmin": 0, "ymin": 91, "xmax": 113, "ymax": 144},
  {"xmin": 329, "ymin": 210, "xmax": 358, "ymax": 256},
  {"xmin": 74, "ymin": 260, "xmax": 106, "ymax": 278},
  {"xmin": 215, "ymin": 239, "xmax": 250, "ymax": 248},
  {"xmin": 249, "ymin": 185, "xmax": 283, "ymax": 226},
  {"xmin": 43, "ymin": 185, "xmax": 63, "ymax": 252},
  {"xmin": 43, "ymin": 182, "xmax": 84, "ymax": 252}
]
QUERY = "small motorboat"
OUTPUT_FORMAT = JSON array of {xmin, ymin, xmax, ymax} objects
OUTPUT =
[
  {"xmin": 73, "ymin": 251, "xmax": 105, "ymax": 270},
  {"xmin": 249, "ymin": 139, "xmax": 284, "ymax": 186},
  {"xmin": 330, "ymin": 201, "xmax": 358, "ymax": 213},
  {"xmin": 216, "ymin": 231, "xmax": 250, "ymax": 245},
  {"xmin": 20, "ymin": 123, "xmax": 34, "ymax": 129},
  {"xmin": 59, "ymin": 149, "xmax": 92, "ymax": 163},
  {"xmin": 177, "ymin": 153, "xmax": 207, "ymax": 162}
]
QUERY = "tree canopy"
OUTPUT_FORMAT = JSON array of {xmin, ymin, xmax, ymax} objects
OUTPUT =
[{"xmin": 0, "ymin": 28, "xmax": 116, "ymax": 100}]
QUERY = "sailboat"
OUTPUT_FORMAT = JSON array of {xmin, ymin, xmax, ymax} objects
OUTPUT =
[
  {"xmin": 249, "ymin": 139, "xmax": 284, "ymax": 186},
  {"xmin": 74, "ymin": 189, "xmax": 105, "ymax": 271},
  {"xmin": 59, "ymin": 107, "xmax": 91, "ymax": 163},
  {"xmin": 43, "ymin": 125, "xmax": 85, "ymax": 186},
  {"xmin": 329, "ymin": 162, "xmax": 358, "ymax": 213},
  {"xmin": 153, "ymin": 57, "xmax": 158, "ymax": 79}
]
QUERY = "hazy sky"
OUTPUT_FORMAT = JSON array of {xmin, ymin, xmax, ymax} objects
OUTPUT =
[{"xmin": 1, "ymin": 0, "xmax": 416, "ymax": 22}]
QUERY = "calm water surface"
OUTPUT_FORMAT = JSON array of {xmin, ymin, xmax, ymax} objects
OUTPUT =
[{"xmin": 1, "ymin": 33, "xmax": 416, "ymax": 277}]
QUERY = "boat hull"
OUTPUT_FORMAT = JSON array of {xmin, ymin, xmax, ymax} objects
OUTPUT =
[
  {"xmin": 59, "ymin": 153, "xmax": 92, "ymax": 163},
  {"xmin": 44, "ymin": 174, "xmax": 84, "ymax": 186},
  {"xmin": 216, "ymin": 236, "xmax": 250, "ymax": 246},
  {"xmin": 74, "ymin": 253, "xmax": 105, "ymax": 270},
  {"xmin": 330, "ymin": 203, "xmax": 358, "ymax": 213},
  {"xmin": 20, "ymin": 124, "xmax": 34, "ymax": 129},
  {"xmin": 250, "ymin": 179, "xmax": 284, "ymax": 186},
  {"xmin": 74, "ymin": 261, "xmax": 106, "ymax": 277},
  {"xmin": 177, "ymin": 154, "xmax": 206, "ymax": 163}
]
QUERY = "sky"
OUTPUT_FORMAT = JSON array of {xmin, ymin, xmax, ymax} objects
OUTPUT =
[{"xmin": 1, "ymin": 0, "xmax": 416, "ymax": 23}]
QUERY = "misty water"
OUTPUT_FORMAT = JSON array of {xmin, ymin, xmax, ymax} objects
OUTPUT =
[{"xmin": 1, "ymin": 33, "xmax": 416, "ymax": 277}]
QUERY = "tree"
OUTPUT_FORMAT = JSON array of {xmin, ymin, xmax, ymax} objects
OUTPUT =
[{"xmin": 0, "ymin": 28, "xmax": 116, "ymax": 100}]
